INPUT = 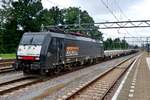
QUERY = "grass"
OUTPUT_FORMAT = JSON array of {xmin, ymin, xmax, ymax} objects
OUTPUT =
[{"xmin": 0, "ymin": 53, "xmax": 16, "ymax": 59}]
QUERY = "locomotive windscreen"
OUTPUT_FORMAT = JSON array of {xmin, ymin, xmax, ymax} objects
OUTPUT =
[
  {"xmin": 17, "ymin": 33, "xmax": 46, "ymax": 57},
  {"xmin": 20, "ymin": 34, "xmax": 45, "ymax": 45}
]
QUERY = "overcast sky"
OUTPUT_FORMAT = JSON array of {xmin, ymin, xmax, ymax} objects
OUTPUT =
[{"xmin": 42, "ymin": 0, "xmax": 150, "ymax": 42}]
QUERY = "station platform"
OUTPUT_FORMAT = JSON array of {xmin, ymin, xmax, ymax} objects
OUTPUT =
[{"xmin": 113, "ymin": 52, "xmax": 150, "ymax": 100}]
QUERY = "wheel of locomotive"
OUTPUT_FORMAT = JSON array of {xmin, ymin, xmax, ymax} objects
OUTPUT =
[
  {"xmin": 87, "ymin": 59, "xmax": 91, "ymax": 65},
  {"xmin": 80, "ymin": 60, "xmax": 84, "ymax": 66},
  {"xmin": 91, "ymin": 59, "xmax": 93, "ymax": 64},
  {"xmin": 76, "ymin": 61, "xmax": 81, "ymax": 66},
  {"xmin": 54, "ymin": 65, "xmax": 62, "ymax": 74},
  {"xmin": 72, "ymin": 62, "xmax": 77, "ymax": 67},
  {"xmin": 91, "ymin": 58, "xmax": 95, "ymax": 64},
  {"xmin": 64, "ymin": 64, "xmax": 72, "ymax": 71},
  {"xmin": 39, "ymin": 69, "xmax": 47, "ymax": 75},
  {"xmin": 13, "ymin": 62, "xmax": 21, "ymax": 71},
  {"xmin": 23, "ymin": 69, "xmax": 32, "ymax": 75},
  {"xmin": 93, "ymin": 58, "xmax": 96, "ymax": 64}
]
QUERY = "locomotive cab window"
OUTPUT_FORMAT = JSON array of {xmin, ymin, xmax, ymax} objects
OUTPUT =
[
  {"xmin": 50, "ymin": 38, "xmax": 57, "ymax": 51},
  {"xmin": 20, "ymin": 34, "xmax": 46, "ymax": 45}
]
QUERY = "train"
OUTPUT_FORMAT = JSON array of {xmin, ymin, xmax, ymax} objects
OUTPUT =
[{"xmin": 13, "ymin": 32, "xmax": 138, "ymax": 75}]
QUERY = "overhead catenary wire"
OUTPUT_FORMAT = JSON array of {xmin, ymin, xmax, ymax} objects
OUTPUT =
[
  {"xmin": 100, "ymin": 0, "xmax": 135, "ymax": 38},
  {"xmin": 99, "ymin": 0, "xmax": 138, "ymax": 48},
  {"xmin": 117, "ymin": 2, "xmax": 141, "ymax": 46},
  {"xmin": 100, "ymin": 0, "xmax": 120, "ymax": 21},
  {"xmin": 114, "ymin": 0, "xmax": 129, "ymax": 20},
  {"xmin": 114, "ymin": 0, "xmax": 144, "ymax": 45}
]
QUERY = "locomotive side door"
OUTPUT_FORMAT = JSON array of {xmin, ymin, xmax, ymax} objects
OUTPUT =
[
  {"xmin": 56, "ymin": 38, "xmax": 64, "ymax": 63},
  {"xmin": 47, "ymin": 37, "xmax": 57, "ymax": 66}
]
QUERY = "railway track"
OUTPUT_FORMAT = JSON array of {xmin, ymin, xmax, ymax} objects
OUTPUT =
[
  {"xmin": 0, "ymin": 66, "xmax": 14, "ymax": 74},
  {"xmin": 0, "ymin": 59, "xmax": 15, "ymax": 74},
  {"xmin": 0, "ymin": 59, "xmax": 14, "ymax": 67},
  {"xmin": 0, "ymin": 76, "xmax": 42, "ymax": 95},
  {"xmin": 0, "ymin": 54, "xmax": 138, "ymax": 99},
  {"xmin": 57, "ymin": 54, "xmax": 139, "ymax": 100}
]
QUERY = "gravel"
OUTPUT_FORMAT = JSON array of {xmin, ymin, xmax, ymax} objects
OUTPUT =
[{"xmin": 0, "ymin": 55, "xmax": 134, "ymax": 100}]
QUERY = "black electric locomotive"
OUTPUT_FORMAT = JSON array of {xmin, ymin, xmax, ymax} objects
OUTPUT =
[{"xmin": 14, "ymin": 32, "xmax": 104, "ymax": 75}]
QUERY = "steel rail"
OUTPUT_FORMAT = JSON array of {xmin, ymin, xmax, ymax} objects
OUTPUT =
[
  {"xmin": 57, "ymin": 54, "xmax": 138, "ymax": 100},
  {"xmin": 0, "ymin": 76, "xmax": 41, "ymax": 95}
]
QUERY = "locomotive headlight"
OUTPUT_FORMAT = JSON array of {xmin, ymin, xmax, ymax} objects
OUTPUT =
[
  {"xmin": 18, "ymin": 56, "xmax": 22, "ymax": 59},
  {"xmin": 35, "ymin": 57, "xmax": 40, "ymax": 60}
]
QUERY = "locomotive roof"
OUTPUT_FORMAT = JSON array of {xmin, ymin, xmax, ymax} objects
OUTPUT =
[{"xmin": 24, "ymin": 32, "xmax": 102, "ymax": 43}]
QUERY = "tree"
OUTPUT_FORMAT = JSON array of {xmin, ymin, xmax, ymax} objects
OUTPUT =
[
  {"xmin": 39, "ymin": 7, "xmax": 63, "ymax": 26},
  {"xmin": 104, "ymin": 38, "xmax": 113, "ymax": 50},
  {"xmin": 103, "ymin": 38, "xmax": 129, "ymax": 50},
  {"xmin": 121, "ymin": 39, "xmax": 128, "ymax": 49},
  {"xmin": 114, "ymin": 38, "xmax": 121, "ymax": 49},
  {"xmin": 63, "ymin": 7, "xmax": 80, "ymax": 25},
  {"xmin": 11, "ymin": 0, "xmax": 43, "ymax": 32},
  {"xmin": 62, "ymin": 7, "xmax": 102, "ymax": 40},
  {"xmin": 1, "ymin": 0, "xmax": 44, "ymax": 53}
]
